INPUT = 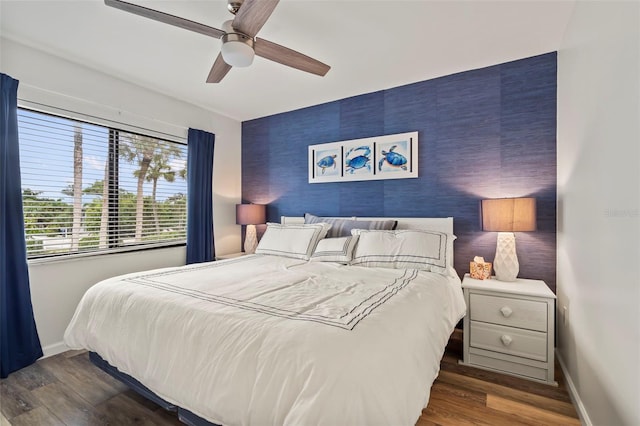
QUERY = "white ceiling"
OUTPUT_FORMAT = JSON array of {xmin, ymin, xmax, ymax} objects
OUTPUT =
[{"xmin": 0, "ymin": 0, "xmax": 575, "ymax": 122}]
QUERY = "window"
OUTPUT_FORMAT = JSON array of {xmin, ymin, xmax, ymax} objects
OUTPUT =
[{"xmin": 18, "ymin": 108, "xmax": 188, "ymax": 258}]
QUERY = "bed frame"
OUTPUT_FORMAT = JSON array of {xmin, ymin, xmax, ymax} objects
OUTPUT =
[
  {"xmin": 90, "ymin": 352, "xmax": 218, "ymax": 426},
  {"xmin": 91, "ymin": 216, "xmax": 454, "ymax": 426}
]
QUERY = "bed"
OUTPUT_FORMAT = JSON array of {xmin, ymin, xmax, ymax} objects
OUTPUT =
[{"xmin": 64, "ymin": 216, "xmax": 466, "ymax": 426}]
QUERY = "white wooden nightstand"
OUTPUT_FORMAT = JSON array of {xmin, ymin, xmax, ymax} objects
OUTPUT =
[
  {"xmin": 215, "ymin": 252, "xmax": 246, "ymax": 260},
  {"xmin": 459, "ymin": 274, "xmax": 557, "ymax": 385}
]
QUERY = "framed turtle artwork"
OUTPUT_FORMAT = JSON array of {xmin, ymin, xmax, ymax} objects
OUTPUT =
[
  {"xmin": 376, "ymin": 137, "xmax": 414, "ymax": 176},
  {"xmin": 312, "ymin": 147, "xmax": 341, "ymax": 179},
  {"xmin": 308, "ymin": 131, "xmax": 418, "ymax": 183}
]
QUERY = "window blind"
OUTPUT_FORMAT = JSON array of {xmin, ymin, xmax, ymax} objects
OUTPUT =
[{"xmin": 18, "ymin": 108, "xmax": 188, "ymax": 258}]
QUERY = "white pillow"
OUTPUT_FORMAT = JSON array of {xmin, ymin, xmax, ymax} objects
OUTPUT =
[
  {"xmin": 310, "ymin": 235, "xmax": 359, "ymax": 263},
  {"xmin": 256, "ymin": 223, "xmax": 330, "ymax": 260},
  {"xmin": 350, "ymin": 229, "xmax": 455, "ymax": 274}
]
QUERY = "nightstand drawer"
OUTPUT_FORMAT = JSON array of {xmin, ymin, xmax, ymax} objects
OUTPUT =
[
  {"xmin": 470, "ymin": 321, "xmax": 547, "ymax": 362},
  {"xmin": 470, "ymin": 293, "xmax": 547, "ymax": 332},
  {"xmin": 467, "ymin": 353, "xmax": 548, "ymax": 381}
]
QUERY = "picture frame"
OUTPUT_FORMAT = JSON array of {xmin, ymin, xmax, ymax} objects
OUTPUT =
[{"xmin": 308, "ymin": 131, "xmax": 418, "ymax": 183}]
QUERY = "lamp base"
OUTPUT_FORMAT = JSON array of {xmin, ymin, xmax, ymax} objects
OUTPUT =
[
  {"xmin": 244, "ymin": 224, "xmax": 258, "ymax": 254},
  {"xmin": 494, "ymin": 232, "xmax": 519, "ymax": 282}
]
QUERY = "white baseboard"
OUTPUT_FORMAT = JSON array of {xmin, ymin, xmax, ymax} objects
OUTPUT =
[
  {"xmin": 41, "ymin": 341, "xmax": 69, "ymax": 358},
  {"xmin": 556, "ymin": 349, "xmax": 592, "ymax": 426}
]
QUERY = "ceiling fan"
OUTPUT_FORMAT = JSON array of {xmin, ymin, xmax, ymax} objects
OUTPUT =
[{"xmin": 104, "ymin": 0, "xmax": 330, "ymax": 83}]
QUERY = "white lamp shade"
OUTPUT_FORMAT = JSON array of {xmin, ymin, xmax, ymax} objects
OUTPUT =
[
  {"xmin": 236, "ymin": 204, "xmax": 266, "ymax": 225},
  {"xmin": 481, "ymin": 197, "xmax": 536, "ymax": 232}
]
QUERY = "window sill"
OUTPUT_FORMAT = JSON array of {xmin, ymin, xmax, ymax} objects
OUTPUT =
[{"xmin": 27, "ymin": 242, "xmax": 186, "ymax": 265}]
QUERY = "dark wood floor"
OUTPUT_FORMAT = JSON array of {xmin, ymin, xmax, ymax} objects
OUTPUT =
[
  {"xmin": 418, "ymin": 331, "xmax": 580, "ymax": 425},
  {"xmin": 1, "ymin": 332, "xmax": 580, "ymax": 425}
]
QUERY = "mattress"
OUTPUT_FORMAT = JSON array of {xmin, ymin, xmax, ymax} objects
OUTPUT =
[{"xmin": 64, "ymin": 254, "xmax": 466, "ymax": 425}]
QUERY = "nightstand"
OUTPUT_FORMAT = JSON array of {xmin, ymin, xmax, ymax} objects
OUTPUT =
[
  {"xmin": 215, "ymin": 252, "xmax": 246, "ymax": 260},
  {"xmin": 459, "ymin": 274, "xmax": 557, "ymax": 385}
]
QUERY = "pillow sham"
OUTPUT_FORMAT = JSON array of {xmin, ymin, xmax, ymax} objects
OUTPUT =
[
  {"xmin": 310, "ymin": 235, "xmax": 359, "ymax": 263},
  {"xmin": 350, "ymin": 229, "xmax": 455, "ymax": 275},
  {"xmin": 304, "ymin": 213, "xmax": 397, "ymax": 238},
  {"xmin": 255, "ymin": 223, "xmax": 330, "ymax": 260}
]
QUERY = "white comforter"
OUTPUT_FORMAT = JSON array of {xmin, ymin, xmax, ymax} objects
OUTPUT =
[{"xmin": 64, "ymin": 254, "xmax": 466, "ymax": 426}]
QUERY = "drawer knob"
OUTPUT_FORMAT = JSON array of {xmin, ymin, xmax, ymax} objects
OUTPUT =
[
  {"xmin": 500, "ymin": 335, "xmax": 513, "ymax": 346},
  {"xmin": 500, "ymin": 306, "xmax": 513, "ymax": 318}
]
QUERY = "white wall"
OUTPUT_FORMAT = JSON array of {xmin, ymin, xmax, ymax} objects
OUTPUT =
[
  {"xmin": 1, "ymin": 38, "xmax": 243, "ymax": 355},
  {"xmin": 557, "ymin": 2, "xmax": 639, "ymax": 425}
]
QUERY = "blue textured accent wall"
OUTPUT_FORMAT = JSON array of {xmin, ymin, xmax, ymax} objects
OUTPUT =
[{"xmin": 242, "ymin": 53, "xmax": 557, "ymax": 291}]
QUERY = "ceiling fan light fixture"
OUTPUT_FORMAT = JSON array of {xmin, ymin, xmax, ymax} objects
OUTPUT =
[
  {"xmin": 221, "ymin": 33, "xmax": 255, "ymax": 67},
  {"xmin": 104, "ymin": 0, "xmax": 330, "ymax": 83}
]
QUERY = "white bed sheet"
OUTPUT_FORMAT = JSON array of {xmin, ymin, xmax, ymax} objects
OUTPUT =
[{"xmin": 64, "ymin": 254, "xmax": 466, "ymax": 426}]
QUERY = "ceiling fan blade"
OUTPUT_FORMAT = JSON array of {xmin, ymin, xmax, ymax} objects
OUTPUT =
[
  {"xmin": 104, "ymin": 0, "xmax": 225, "ymax": 39},
  {"xmin": 254, "ymin": 38, "xmax": 330, "ymax": 77},
  {"xmin": 207, "ymin": 53, "xmax": 232, "ymax": 83},
  {"xmin": 232, "ymin": 0, "xmax": 279, "ymax": 37}
]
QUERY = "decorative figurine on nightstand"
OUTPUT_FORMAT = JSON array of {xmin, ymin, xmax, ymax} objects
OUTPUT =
[{"xmin": 470, "ymin": 256, "xmax": 492, "ymax": 280}]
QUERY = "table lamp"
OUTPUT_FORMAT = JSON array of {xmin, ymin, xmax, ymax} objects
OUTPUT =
[
  {"xmin": 236, "ymin": 204, "xmax": 266, "ymax": 254},
  {"xmin": 481, "ymin": 197, "xmax": 536, "ymax": 282}
]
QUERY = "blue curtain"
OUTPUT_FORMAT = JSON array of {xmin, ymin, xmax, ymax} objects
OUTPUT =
[
  {"xmin": 1, "ymin": 73, "xmax": 43, "ymax": 378},
  {"xmin": 186, "ymin": 128, "xmax": 215, "ymax": 264}
]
